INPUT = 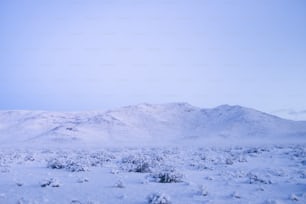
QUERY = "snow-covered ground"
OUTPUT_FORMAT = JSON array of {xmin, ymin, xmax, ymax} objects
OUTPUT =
[
  {"xmin": 0, "ymin": 145, "xmax": 306, "ymax": 204},
  {"xmin": 0, "ymin": 103, "xmax": 305, "ymax": 203}
]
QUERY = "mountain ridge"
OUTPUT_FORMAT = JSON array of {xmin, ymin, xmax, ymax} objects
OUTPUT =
[{"xmin": 0, "ymin": 103, "xmax": 305, "ymax": 147}]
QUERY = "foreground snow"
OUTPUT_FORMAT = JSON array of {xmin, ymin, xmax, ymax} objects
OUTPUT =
[{"xmin": 0, "ymin": 144, "xmax": 305, "ymax": 204}]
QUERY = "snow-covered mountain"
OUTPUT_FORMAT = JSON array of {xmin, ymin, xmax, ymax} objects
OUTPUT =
[{"xmin": 0, "ymin": 103, "xmax": 305, "ymax": 147}]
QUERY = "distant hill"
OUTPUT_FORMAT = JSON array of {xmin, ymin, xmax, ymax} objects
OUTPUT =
[{"xmin": 0, "ymin": 103, "xmax": 305, "ymax": 147}]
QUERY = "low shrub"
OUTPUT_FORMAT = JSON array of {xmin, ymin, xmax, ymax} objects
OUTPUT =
[{"xmin": 147, "ymin": 192, "xmax": 171, "ymax": 204}]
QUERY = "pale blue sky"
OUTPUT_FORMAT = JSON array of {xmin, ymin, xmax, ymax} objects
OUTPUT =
[{"xmin": 0, "ymin": 0, "xmax": 305, "ymax": 113}]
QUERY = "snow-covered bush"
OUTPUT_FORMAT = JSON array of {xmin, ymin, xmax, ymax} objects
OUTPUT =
[
  {"xmin": 76, "ymin": 177, "xmax": 89, "ymax": 183},
  {"xmin": 89, "ymin": 151, "xmax": 115, "ymax": 167},
  {"xmin": 198, "ymin": 185, "xmax": 208, "ymax": 196},
  {"xmin": 147, "ymin": 192, "xmax": 171, "ymax": 204},
  {"xmin": 40, "ymin": 178, "xmax": 60, "ymax": 187},
  {"xmin": 65, "ymin": 159, "xmax": 88, "ymax": 172},
  {"xmin": 247, "ymin": 172, "xmax": 272, "ymax": 184},
  {"xmin": 135, "ymin": 161, "xmax": 150, "ymax": 173},
  {"xmin": 121, "ymin": 153, "xmax": 163, "ymax": 173},
  {"xmin": 114, "ymin": 180, "xmax": 125, "ymax": 188},
  {"xmin": 47, "ymin": 157, "xmax": 88, "ymax": 172},
  {"xmin": 290, "ymin": 193, "xmax": 299, "ymax": 201},
  {"xmin": 24, "ymin": 154, "xmax": 35, "ymax": 162},
  {"xmin": 232, "ymin": 191, "xmax": 241, "ymax": 199},
  {"xmin": 244, "ymin": 147, "xmax": 268, "ymax": 156},
  {"xmin": 151, "ymin": 169, "xmax": 183, "ymax": 183},
  {"xmin": 47, "ymin": 158, "xmax": 65, "ymax": 169},
  {"xmin": 291, "ymin": 146, "xmax": 306, "ymax": 159}
]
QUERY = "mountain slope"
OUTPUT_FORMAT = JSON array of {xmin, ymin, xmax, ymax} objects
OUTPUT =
[{"xmin": 0, "ymin": 103, "xmax": 305, "ymax": 147}]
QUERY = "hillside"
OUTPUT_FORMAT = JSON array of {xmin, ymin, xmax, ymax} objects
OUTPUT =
[{"xmin": 0, "ymin": 103, "xmax": 305, "ymax": 147}]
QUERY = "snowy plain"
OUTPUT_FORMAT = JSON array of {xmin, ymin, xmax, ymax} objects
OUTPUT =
[{"xmin": 0, "ymin": 103, "xmax": 305, "ymax": 204}]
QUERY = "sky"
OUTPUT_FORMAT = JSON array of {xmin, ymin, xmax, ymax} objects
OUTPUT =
[{"xmin": 0, "ymin": 0, "xmax": 305, "ymax": 117}]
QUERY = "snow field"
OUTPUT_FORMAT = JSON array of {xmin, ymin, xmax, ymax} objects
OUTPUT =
[{"xmin": 0, "ymin": 144, "xmax": 305, "ymax": 204}]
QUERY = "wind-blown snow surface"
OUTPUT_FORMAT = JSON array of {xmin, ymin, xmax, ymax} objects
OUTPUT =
[{"xmin": 0, "ymin": 103, "xmax": 306, "ymax": 204}]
